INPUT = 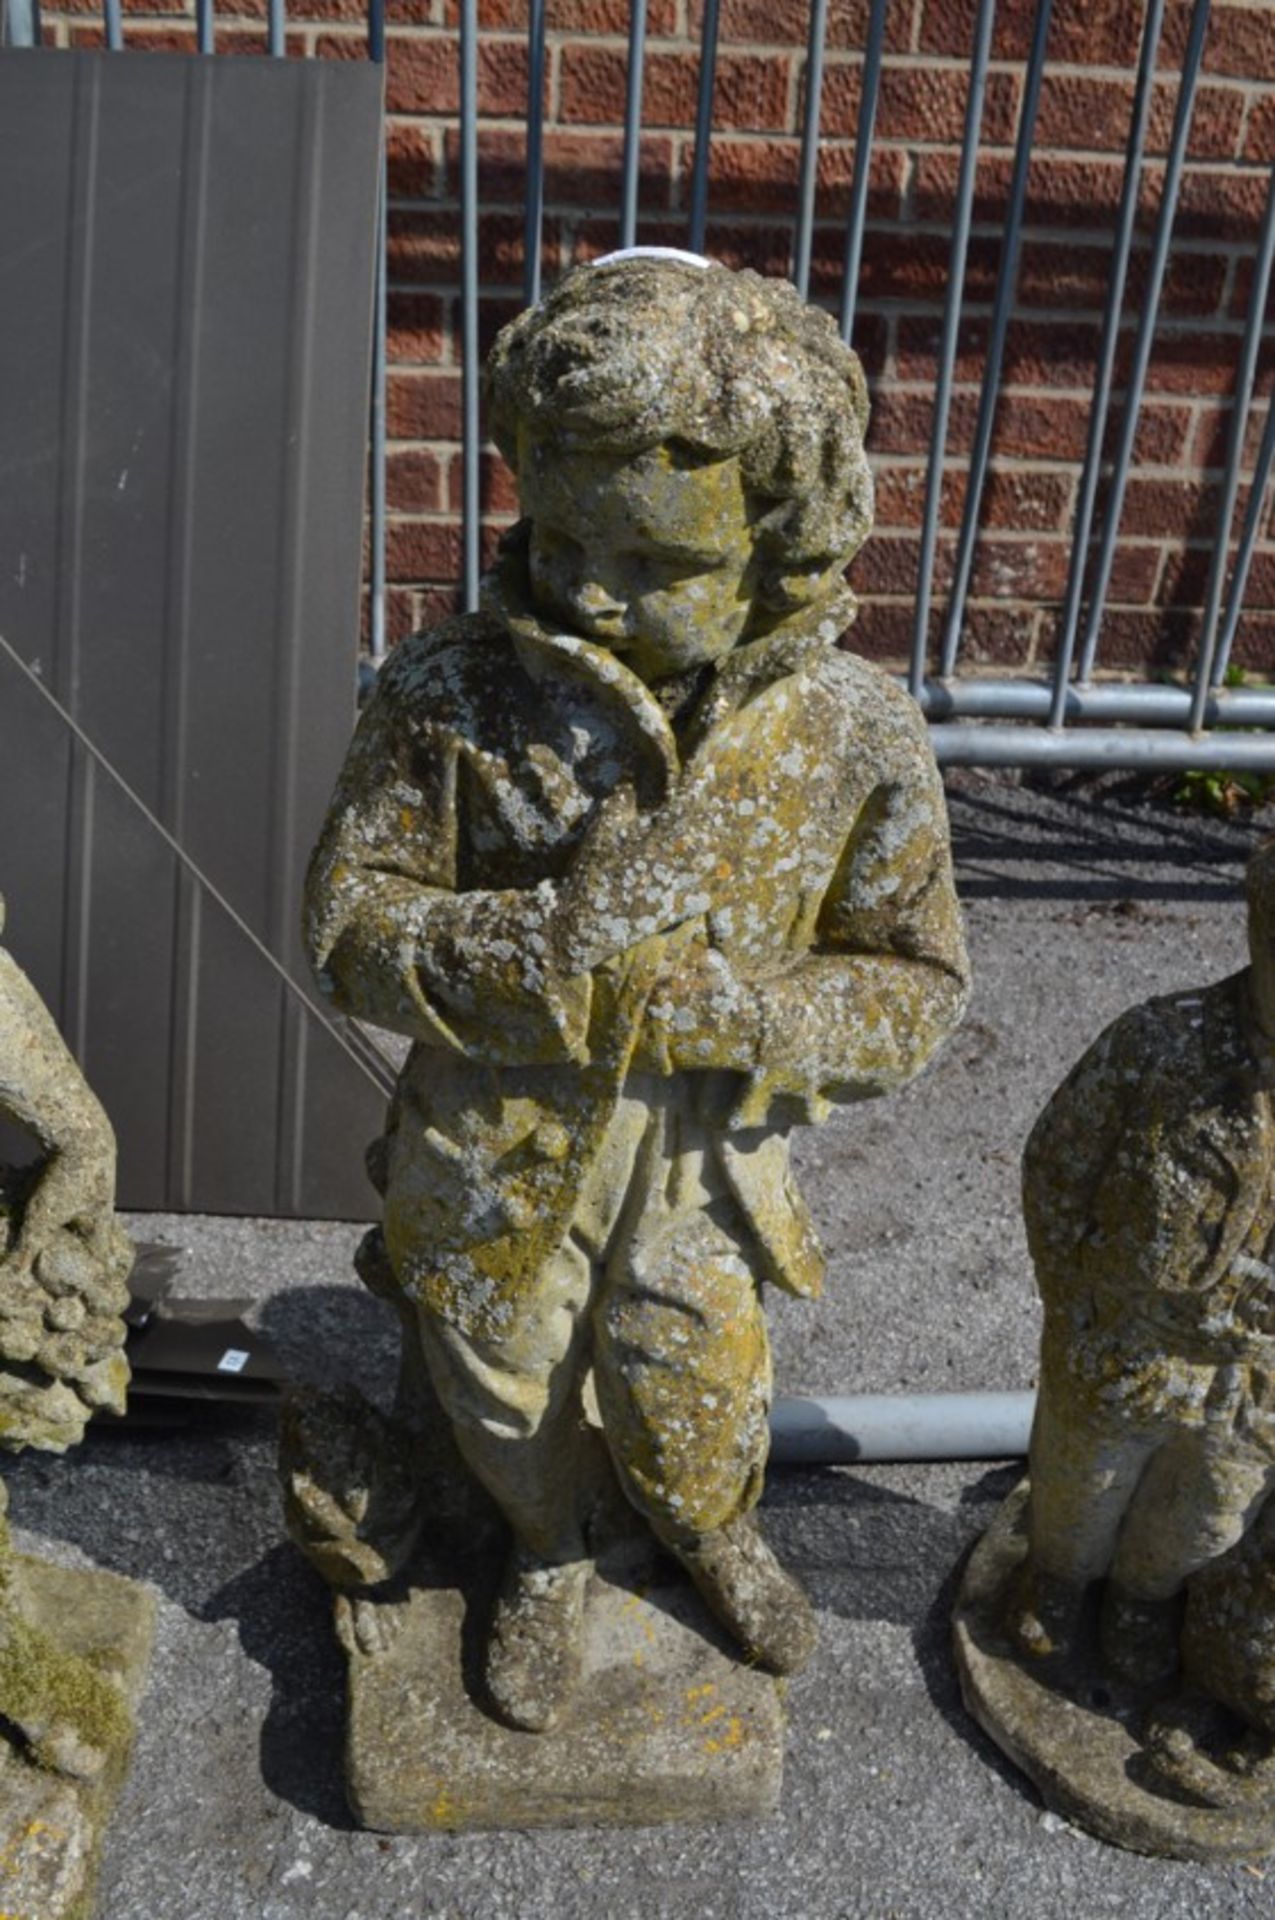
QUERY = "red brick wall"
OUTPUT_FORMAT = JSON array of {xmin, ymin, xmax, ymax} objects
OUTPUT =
[{"xmin": 40, "ymin": 0, "xmax": 1275, "ymax": 676}]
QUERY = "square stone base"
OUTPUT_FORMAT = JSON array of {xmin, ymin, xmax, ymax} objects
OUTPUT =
[
  {"xmin": 0, "ymin": 1555, "xmax": 155, "ymax": 1920},
  {"xmin": 344, "ymin": 1562, "xmax": 785, "ymax": 1833}
]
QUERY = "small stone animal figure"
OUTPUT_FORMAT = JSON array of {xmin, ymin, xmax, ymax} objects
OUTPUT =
[
  {"xmin": 0, "ymin": 894, "xmax": 134, "ymax": 1777},
  {"xmin": 1144, "ymin": 1494, "xmax": 1275, "ymax": 1809},
  {"xmin": 1008, "ymin": 838, "xmax": 1275, "ymax": 1691}
]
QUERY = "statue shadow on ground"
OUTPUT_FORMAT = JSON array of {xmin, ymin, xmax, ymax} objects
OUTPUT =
[
  {"xmin": 200, "ymin": 1542, "xmax": 356, "ymax": 1829},
  {"xmin": 946, "ymin": 778, "xmax": 1255, "ymax": 905},
  {"xmin": 761, "ymin": 1457, "xmax": 1038, "ymax": 1807}
]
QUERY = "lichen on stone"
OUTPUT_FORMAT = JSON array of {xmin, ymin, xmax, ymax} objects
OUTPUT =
[{"xmin": 299, "ymin": 255, "xmax": 969, "ymax": 1745}]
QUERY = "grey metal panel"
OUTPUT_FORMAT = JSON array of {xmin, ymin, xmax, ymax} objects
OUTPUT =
[{"xmin": 0, "ymin": 48, "xmax": 386, "ymax": 1218}]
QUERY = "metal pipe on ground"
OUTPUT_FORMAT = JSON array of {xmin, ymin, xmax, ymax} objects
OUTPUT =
[{"xmin": 770, "ymin": 1393, "xmax": 1034, "ymax": 1464}]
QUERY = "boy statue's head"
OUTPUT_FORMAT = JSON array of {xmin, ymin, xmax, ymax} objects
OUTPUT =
[{"xmin": 485, "ymin": 255, "xmax": 873, "ymax": 684}]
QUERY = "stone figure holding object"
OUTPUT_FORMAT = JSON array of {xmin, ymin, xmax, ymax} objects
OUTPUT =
[
  {"xmin": 0, "ymin": 895, "xmax": 152, "ymax": 1917},
  {"xmin": 295, "ymin": 255, "xmax": 969, "ymax": 1822},
  {"xmin": 956, "ymin": 839, "xmax": 1275, "ymax": 1859}
]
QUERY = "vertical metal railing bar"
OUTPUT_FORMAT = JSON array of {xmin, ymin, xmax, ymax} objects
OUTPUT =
[
  {"xmin": 267, "ymin": 0, "xmax": 285, "ymax": 56},
  {"xmin": 1213, "ymin": 395, "xmax": 1275, "ymax": 688},
  {"xmin": 792, "ymin": 0, "xmax": 828, "ymax": 298},
  {"xmin": 523, "ymin": 0, "xmax": 547, "ymax": 305},
  {"xmin": 1074, "ymin": 0, "xmax": 1211, "ymax": 685},
  {"xmin": 103, "ymin": 0, "xmax": 122, "ymax": 50},
  {"xmin": 620, "ymin": 0, "xmax": 648, "ymax": 249},
  {"xmin": 907, "ymin": 0, "xmax": 996, "ymax": 700},
  {"xmin": 839, "ymin": 0, "xmax": 886, "ymax": 345},
  {"xmin": 368, "ymin": 0, "xmax": 387, "ymax": 663},
  {"xmin": 1046, "ymin": 0, "xmax": 1164, "ymax": 726},
  {"xmin": 4, "ymin": 0, "xmax": 41, "ymax": 46},
  {"xmin": 460, "ymin": 0, "xmax": 480, "ymax": 611},
  {"xmin": 688, "ymin": 0, "xmax": 720, "ymax": 254},
  {"xmin": 196, "ymin": 0, "xmax": 213, "ymax": 54},
  {"xmin": 939, "ymin": 0, "xmax": 1052, "ymax": 678},
  {"xmin": 1188, "ymin": 159, "xmax": 1275, "ymax": 729}
]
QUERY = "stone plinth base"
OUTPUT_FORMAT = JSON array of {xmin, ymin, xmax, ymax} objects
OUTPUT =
[
  {"xmin": 344, "ymin": 1561, "xmax": 785, "ymax": 1833},
  {"xmin": 954, "ymin": 1482, "xmax": 1275, "ymax": 1863},
  {"xmin": 0, "ymin": 1555, "xmax": 155, "ymax": 1920}
]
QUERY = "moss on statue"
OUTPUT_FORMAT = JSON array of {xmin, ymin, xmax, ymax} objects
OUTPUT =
[{"xmin": 294, "ymin": 253, "xmax": 969, "ymax": 1804}]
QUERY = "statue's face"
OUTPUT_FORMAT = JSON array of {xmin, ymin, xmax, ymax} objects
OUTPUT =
[{"xmin": 517, "ymin": 429, "xmax": 758, "ymax": 682}]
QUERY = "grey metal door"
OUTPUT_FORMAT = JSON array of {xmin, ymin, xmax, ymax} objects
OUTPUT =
[{"xmin": 0, "ymin": 47, "xmax": 389, "ymax": 1218}]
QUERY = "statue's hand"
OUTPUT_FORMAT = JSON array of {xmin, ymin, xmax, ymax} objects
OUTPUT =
[
  {"xmin": 552, "ymin": 781, "xmax": 641, "ymax": 974},
  {"xmin": 556, "ymin": 775, "xmax": 749, "ymax": 975}
]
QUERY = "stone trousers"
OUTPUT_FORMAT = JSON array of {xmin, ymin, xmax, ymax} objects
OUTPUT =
[
  {"xmin": 1029, "ymin": 1320, "xmax": 1275, "ymax": 1601},
  {"xmin": 413, "ymin": 1074, "xmax": 772, "ymax": 1561}
]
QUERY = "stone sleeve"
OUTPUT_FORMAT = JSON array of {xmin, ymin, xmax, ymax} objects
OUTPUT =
[
  {"xmin": 0, "ymin": 952, "xmax": 115, "ymax": 1162},
  {"xmin": 646, "ymin": 745, "xmax": 970, "ymax": 1123},
  {"xmin": 302, "ymin": 654, "xmax": 593, "ymax": 1064},
  {"xmin": 0, "ymin": 947, "xmax": 118, "ymax": 1232}
]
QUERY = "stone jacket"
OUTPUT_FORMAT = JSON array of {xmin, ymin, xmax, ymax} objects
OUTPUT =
[
  {"xmin": 305, "ymin": 538, "xmax": 969, "ymax": 1340},
  {"xmin": 1024, "ymin": 970, "xmax": 1275, "ymax": 1375}
]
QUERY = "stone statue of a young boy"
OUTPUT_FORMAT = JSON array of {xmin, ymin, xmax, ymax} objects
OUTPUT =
[{"xmin": 305, "ymin": 255, "xmax": 969, "ymax": 1733}]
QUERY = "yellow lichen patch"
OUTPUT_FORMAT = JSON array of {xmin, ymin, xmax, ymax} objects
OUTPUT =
[
  {"xmin": 0, "ymin": 1816, "xmax": 67, "ymax": 1884},
  {"xmin": 422, "ymin": 1780, "xmax": 464, "ymax": 1829},
  {"xmin": 703, "ymin": 1715, "xmax": 745, "ymax": 1755}
]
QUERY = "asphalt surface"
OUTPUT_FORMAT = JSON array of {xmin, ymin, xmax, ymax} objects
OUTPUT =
[{"xmin": 10, "ymin": 771, "xmax": 1275, "ymax": 1920}]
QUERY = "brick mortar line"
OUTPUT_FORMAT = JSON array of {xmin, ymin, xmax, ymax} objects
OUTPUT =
[
  {"xmin": 378, "ymin": 506, "xmax": 1268, "ymax": 538},
  {"xmin": 378, "ymin": 437, "xmax": 1252, "ymax": 468},
  {"xmin": 388, "ymin": 296, "xmax": 1266, "ymax": 336},
  {"xmin": 406, "ymin": 116, "xmax": 1275, "ymax": 166},
  {"xmin": 387, "ymin": 196, "xmax": 1275, "ymax": 252},
  {"xmin": 179, "ymin": 15, "xmax": 1275, "ymax": 77},
  {"xmin": 116, "ymin": 11, "xmax": 1275, "ymax": 90}
]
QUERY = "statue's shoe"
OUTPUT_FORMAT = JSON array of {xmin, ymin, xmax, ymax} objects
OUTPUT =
[
  {"xmin": 1000, "ymin": 1561, "xmax": 1088, "ymax": 1663},
  {"xmin": 484, "ymin": 1547, "xmax": 592, "ymax": 1733},
  {"xmin": 671, "ymin": 1515, "xmax": 818, "ymax": 1675}
]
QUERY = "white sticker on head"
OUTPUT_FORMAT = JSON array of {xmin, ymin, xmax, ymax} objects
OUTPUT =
[
  {"xmin": 591, "ymin": 247, "xmax": 711, "ymax": 270},
  {"xmin": 217, "ymin": 1348, "xmax": 250, "ymax": 1374}
]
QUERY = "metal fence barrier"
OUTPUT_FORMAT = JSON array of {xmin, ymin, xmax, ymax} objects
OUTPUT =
[{"xmin": 7, "ymin": 0, "xmax": 1275, "ymax": 771}]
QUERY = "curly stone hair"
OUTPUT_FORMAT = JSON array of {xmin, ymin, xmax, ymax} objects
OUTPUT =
[{"xmin": 485, "ymin": 256, "xmax": 874, "ymax": 613}]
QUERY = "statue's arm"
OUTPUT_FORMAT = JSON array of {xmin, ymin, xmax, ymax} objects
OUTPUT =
[
  {"xmin": 1025, "ymin": 1001, "xmax": 1264, "ymax": 1326},
  {"xmin": 642, "ymin": 739, "xmax": 970, "ymax": 1124},
  {"xmin": 0, "ymin": 948, "xmax": 118, "ymax": 1248},
  {"xmin": 303, "ymin": 651, "xmax": 592, "ymax": 1064}
]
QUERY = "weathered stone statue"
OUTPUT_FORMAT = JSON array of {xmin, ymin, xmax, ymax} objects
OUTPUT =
[
  {"xmin": 293, "ymin": 253, "xmax": 969, "ymax": 1828},
  {"xmin": 956, "ymin": 838, "xmax": 1275, "ymax": 1858},
  {"xmin": 0, "ymin": 895, "xmax": 153, "ymax": 1918}
]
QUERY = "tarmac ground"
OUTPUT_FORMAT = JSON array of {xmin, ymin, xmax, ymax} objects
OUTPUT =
[{"xmin": 8, "ymin": 770, "xmax": 1274, "ymax": 1920}]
